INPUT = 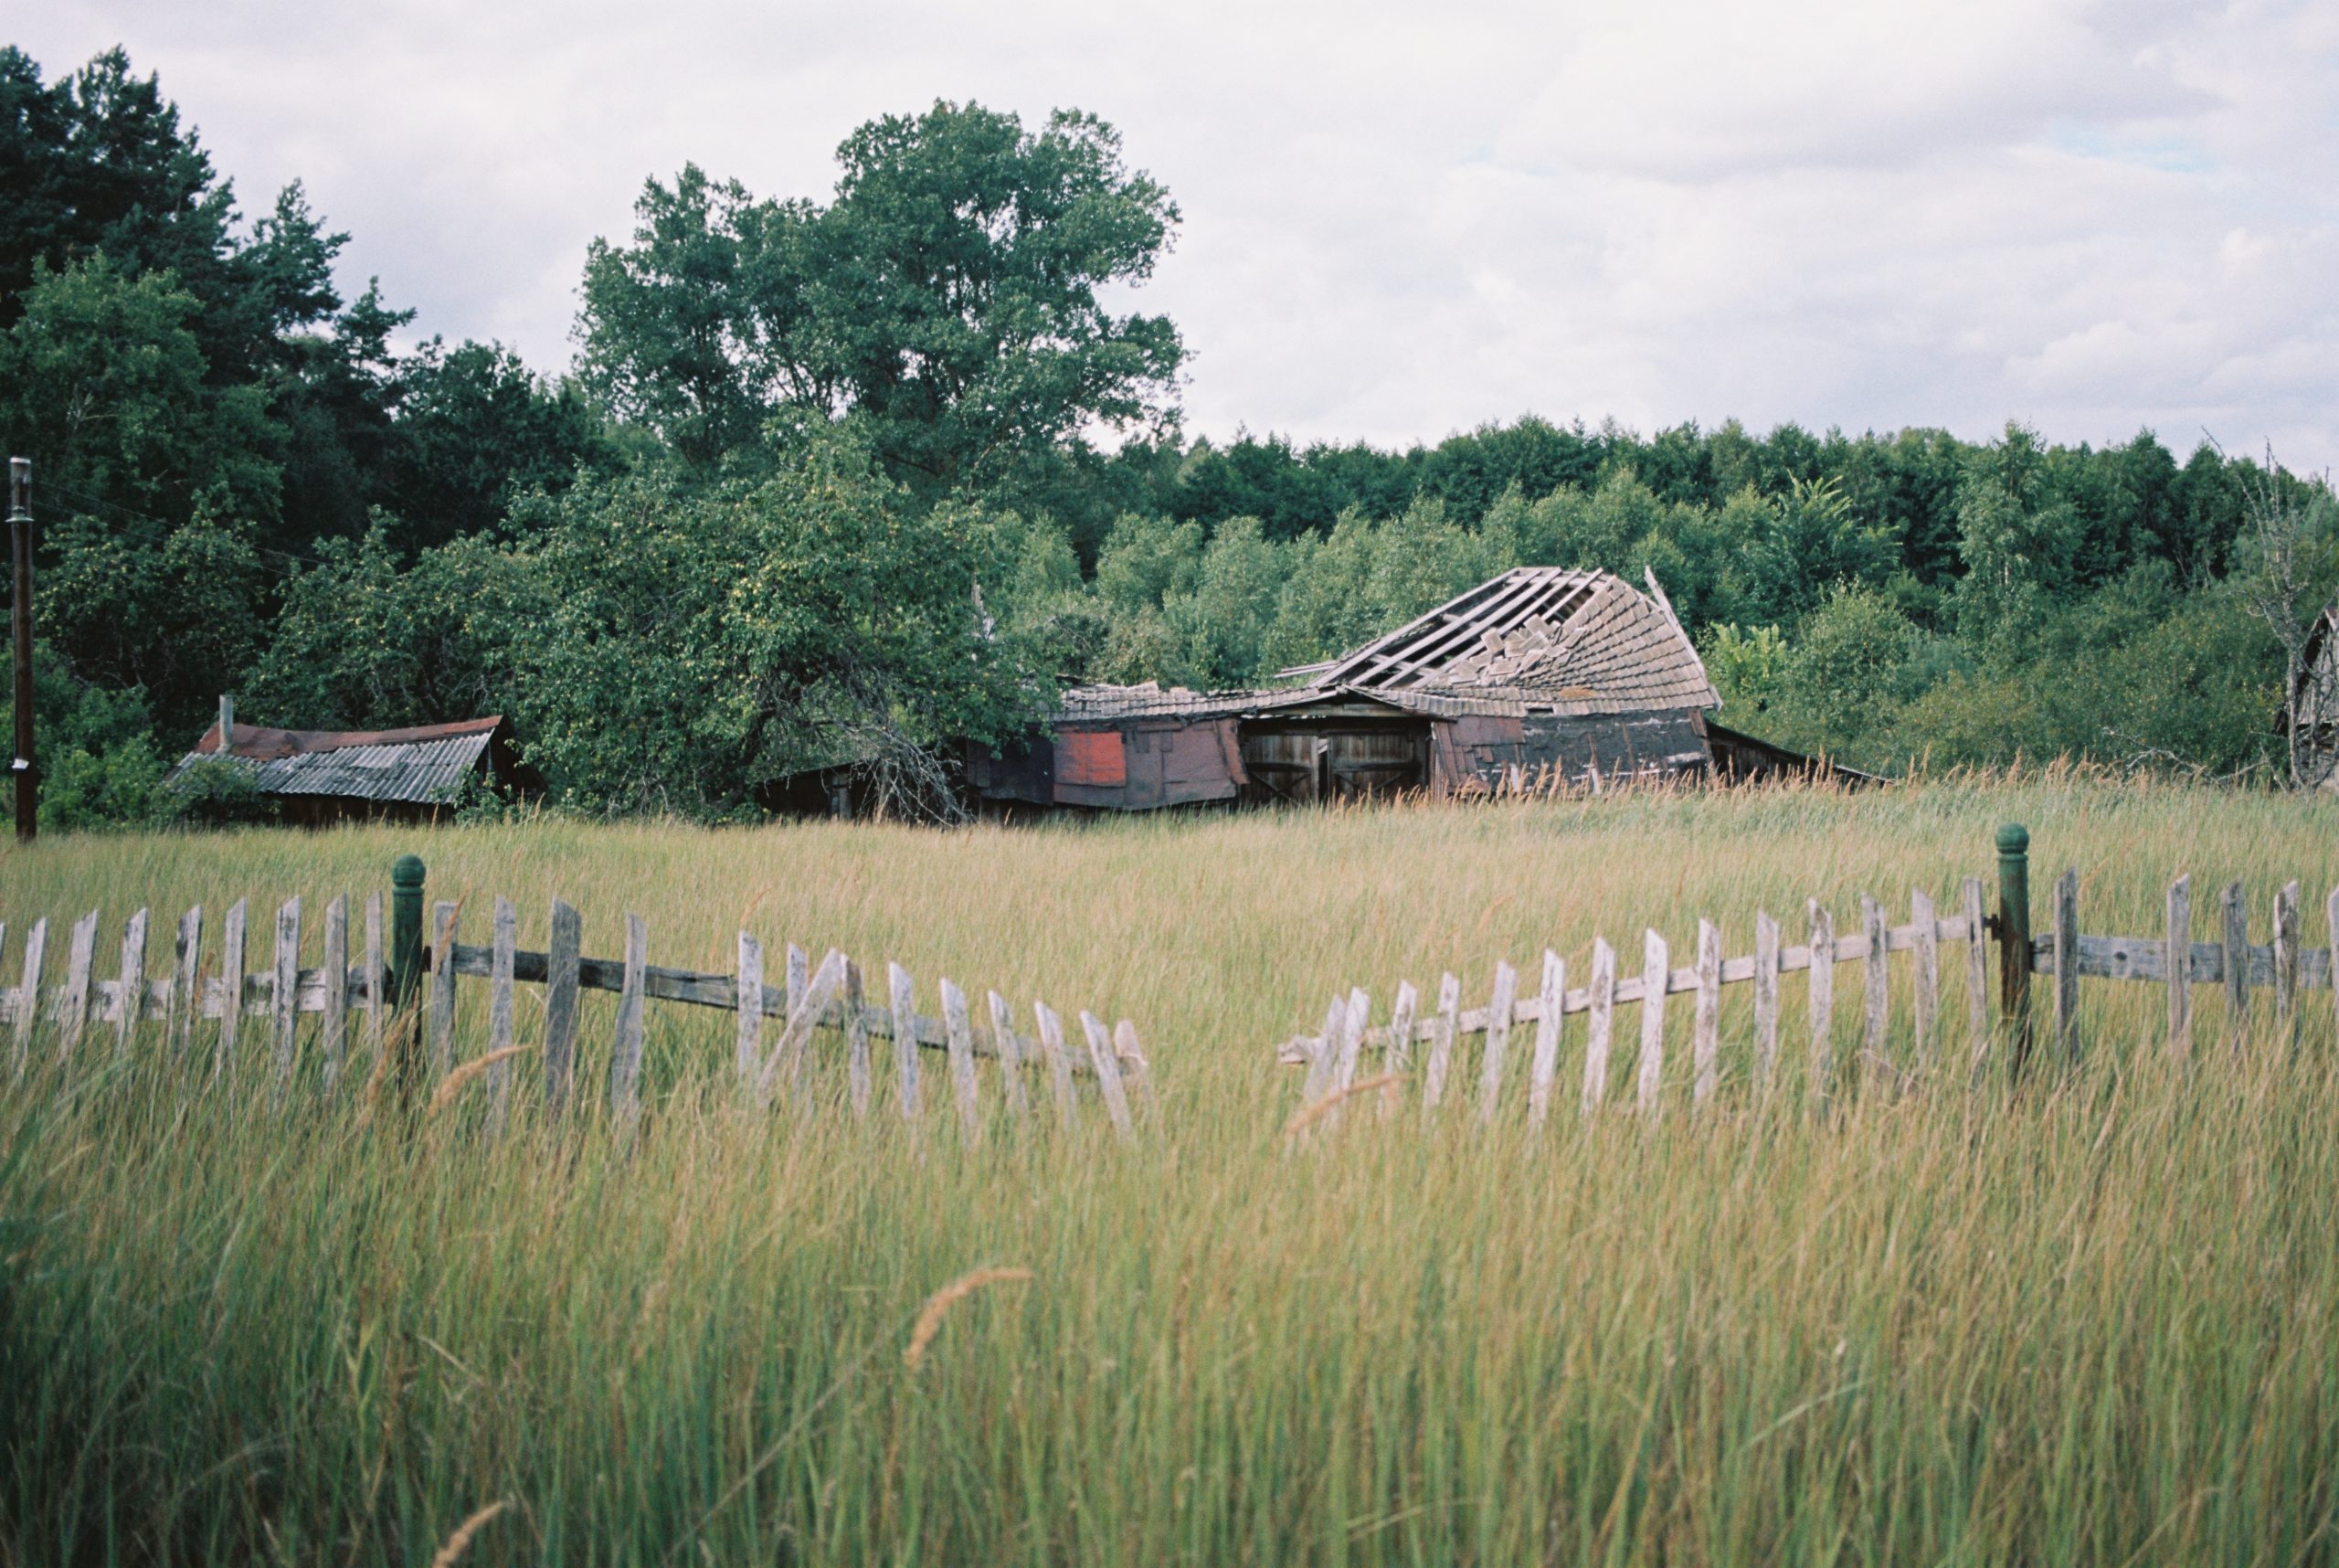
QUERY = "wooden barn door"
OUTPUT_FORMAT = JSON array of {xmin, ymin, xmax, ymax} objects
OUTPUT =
[{"xmin": 1239, "ymin": 720, "xmax": 1428, "ymax": 806}]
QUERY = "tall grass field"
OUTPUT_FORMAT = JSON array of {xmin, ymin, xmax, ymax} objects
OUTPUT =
[{"xmin": 4, "ymin": 778, "xmax": 2337, "ymax": 1564}]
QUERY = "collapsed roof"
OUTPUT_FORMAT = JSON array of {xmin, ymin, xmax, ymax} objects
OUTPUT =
[{"xmin": 1059, "ymin": 567, "xmax": 1718, "ymax": 723}]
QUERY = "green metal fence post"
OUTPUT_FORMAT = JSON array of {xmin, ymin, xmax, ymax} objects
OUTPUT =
[
  {"xmin": 1995, "ymin": 823, "xmax": 2032, "ymax": 1077},
  {"xmin": 390, "ymin": 854, "xmax": 426, "ymax": 1008}
]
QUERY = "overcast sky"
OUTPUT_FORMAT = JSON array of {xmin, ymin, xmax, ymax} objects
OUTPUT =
[{"xmin": 18, "ymin": 1, "xmax": 2339, "ymax": 469}]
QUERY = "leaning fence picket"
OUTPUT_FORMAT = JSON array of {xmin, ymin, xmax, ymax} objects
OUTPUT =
[
  {"xmin": 115, "ymin": 909, "xmax": 148, "ymax": 1065},
  {"xmin": 759, "ymin": 948, "xmax": 843, "ymax": 1112},
  {"xmin": 1302, "ymin": 996, "xmax": 1341, "ymax": 1106},
  {"xmin": 990, "ymin": 991, "xmax": 1028, "ymax": 1119},
  {"xmin": 1080, "ymin": 1011, "xmax": 1134, "ymax": 1139},
  {"xmin": 1529, "ymin": 952, "xmax": 1563, "ymax": 1129},
  {"xmin": 1582, "ymin": 937, "xmax": 1616, "ymax": 1114},
  {"xmin": 1382, "ymin": 980, "xmax": 1418, "ymax": 1118},
  {"xmin": 13, "ymin": 916, "xmax": 44, "ymax": 1075},
  {"xmin": 1114, "ymin": 1020, "xmax": 1154, "ymax": 1121},
  {"xmin": 1477, "ymin": 963, "xmax": 1517, "ymax": 1126}
]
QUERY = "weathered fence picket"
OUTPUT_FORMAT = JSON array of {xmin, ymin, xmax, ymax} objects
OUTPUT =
[
  {"xmin": 114, "ymin": 909, "xmax": 147, "ymax": 1065},
  {"xmin": 322, "ymin": 895, "xmax": 347, "ymax": 1087},
  {"xmin": 1807, "ymin": 903, "xmax": 1834, "ymax": 1100},
  {"xmin": 1080, "ymin": 1012, "xmax": 1134, "ymax": 1139},
  {"xmin": 1477, "ymin": 964, "xmax": 1517, "ymax": 1126},
  {"xmin": 429, "ymin": 901, "xmax": 460, "ymax": 1078},
  {"xmin": 544, "ymin": 900, "xmax": 580, "ymax": 1114},
  {"xmin": 609, "ymin": 913, "xmax": 646, "ymax": 1122},
  {"xmin": 271, "ymin": 897, "xmax": 302, "ymax": 1102},
  {"xmin": 1583, "ymin": 937, "xmax": 1615, "ymax": 1115},
  {"xmin": 1636, "ymin": 932, "xmax": 1667, "ymax": 1115},
  {"xmin": 845, "ymin": 962, "xmax": 873, "ymax": 1117},
  {"xmin": 1528, "ymin": 954, "xmax": 1562, "ymax": 1128},
  {"xmin": 12, "ymin": 916, "xmax": 41, "ymax": 1075},
  {"xmin": 735, "ymin": 932, "xmax": 763, "ymax": 1090},
  {"xmin": 59, "ymin": 910, "xmax": 95, "ymax": 1060},
  {"xmin": 889, "ymin": 961, "xmax": 921, "ymax": 1120},
  {"xmin": 1693, "ymin": 921, "xmax": 1720, "ymax": 1107},
  {"xmin": 1752, "ymin": 910, "xmax": 1779, "ymax": 1085},
  {"xmin": 487, "ymin": 897, "xmax": 516, "ymax": 1122},
  {"xmin": 174, "ymin": 906, "xmax": 201, "ymax": 1058},
  {"xmin": 942, "ymin": 978, "xmax": 979, "ymax": 1138},
  {"xmin": 1910, "ymin": 891, "xmax": 1937, "ymax": 1072},
  {"xmin": 2223, "ymin": 881, "xmax": 2248, "ymax": 1047}
]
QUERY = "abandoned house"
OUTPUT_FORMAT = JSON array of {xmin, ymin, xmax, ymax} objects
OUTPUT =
[
  {"xmin": 967, "ymin": 566, "xmax": 1840, "ymax": 813},
  {"xmin": 175, "ymin": 701, "xmax": 537, "ymax": 824}
]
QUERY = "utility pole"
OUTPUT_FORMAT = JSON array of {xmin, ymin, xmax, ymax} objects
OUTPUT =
[{"xmin": 9, "ymin": 457, "xmax": 33, "ymax": 844}]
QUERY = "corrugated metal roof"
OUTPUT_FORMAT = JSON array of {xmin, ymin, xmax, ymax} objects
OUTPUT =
[{"xmin": 175, "ymin": 721, "xmax": 503, "ymax": 804}]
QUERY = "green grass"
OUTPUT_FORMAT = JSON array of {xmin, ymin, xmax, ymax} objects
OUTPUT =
[{"xmin": 3, "ymin": 776, "xmax": 2337, "ymax": 1564}]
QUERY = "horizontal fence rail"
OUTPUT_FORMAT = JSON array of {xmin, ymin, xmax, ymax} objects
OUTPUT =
[
  {"xmin": 1277, "ymin": 833, "xmax": 2339, "ymax": 1130},
  {"xmin": 2, "ymin": 863, "xmax": 1153, "ymax": 1142}
]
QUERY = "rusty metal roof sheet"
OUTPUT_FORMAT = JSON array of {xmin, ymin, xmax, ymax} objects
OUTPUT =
[{"xmin": 175, "ymin": 715, "xmax": 506, "ymax": 804}]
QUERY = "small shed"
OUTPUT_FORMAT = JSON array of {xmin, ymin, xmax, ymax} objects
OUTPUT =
[
  {"xmin": 175, "ymin": 705, "xmax": 535, "ymax": 824},
  {"xmin": 969, "ymin": 567, "xmax": 1734, "ymax": 812}
]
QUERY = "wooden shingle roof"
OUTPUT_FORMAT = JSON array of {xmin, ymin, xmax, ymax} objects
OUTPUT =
[
  {"xmin": 1054, "ymin": 568, "xmax": 1716, "ymax": 726},
  {"xmin": 1281, "ymin": 567, "xmax": 1718, "ymax": 715}
]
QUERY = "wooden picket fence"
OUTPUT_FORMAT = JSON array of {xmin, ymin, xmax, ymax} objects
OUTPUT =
[
  {"xmin": 0, "ymin": 890, "xmax": 1152, "ymax": 1139},
  {"xmin": 1278, "ymin": 851, "xmax": 2339, "ymax": 1126}
]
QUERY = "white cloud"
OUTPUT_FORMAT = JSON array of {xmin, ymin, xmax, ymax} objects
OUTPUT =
[{"xmin": 15, "ymin": 0, "xmax": 2339, "ymax": 469}]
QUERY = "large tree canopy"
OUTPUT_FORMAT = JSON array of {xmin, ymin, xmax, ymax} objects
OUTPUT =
[{"xmin": 578, "ymin": 101, "xmax": 1184, "ymax": 492}]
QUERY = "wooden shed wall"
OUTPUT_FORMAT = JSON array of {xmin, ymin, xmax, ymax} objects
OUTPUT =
[{"xmin": 1435, "ymin": 709, "xmax": 1709, "ymax": 792}]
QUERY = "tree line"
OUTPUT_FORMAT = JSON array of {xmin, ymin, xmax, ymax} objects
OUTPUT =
[{"xmin": 1, "ymin": 44, "xmax": 2333, "ymax": 825}]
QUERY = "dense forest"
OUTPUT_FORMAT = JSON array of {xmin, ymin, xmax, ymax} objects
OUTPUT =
[{"xmin": 2, "ymin": 44, "xmax": 2334, "ymax": 825}]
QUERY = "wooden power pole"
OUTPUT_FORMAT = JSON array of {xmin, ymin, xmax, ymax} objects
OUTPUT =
[{"xmin": 10, "ymin": 457, "xmax": 33, "ymax": 843}]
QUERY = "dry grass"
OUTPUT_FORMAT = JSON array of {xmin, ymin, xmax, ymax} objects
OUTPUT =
[{"xmin": 1, "ymin": 773, "xmax": 2336, "ymax": 1564}]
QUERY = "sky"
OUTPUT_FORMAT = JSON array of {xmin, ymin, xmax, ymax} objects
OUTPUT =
[{"xmin": 16, "ymin": 0, "xmax": 2339, "ymax": 470}]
